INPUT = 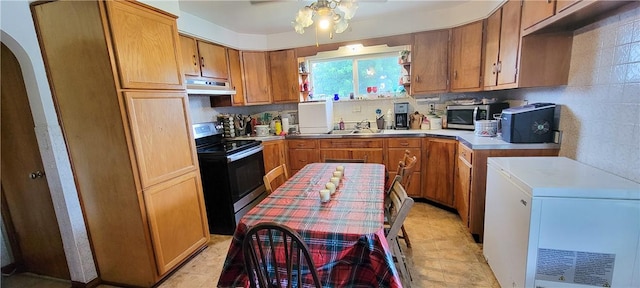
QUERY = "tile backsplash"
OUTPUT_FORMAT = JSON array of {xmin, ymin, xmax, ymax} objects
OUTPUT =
[
  {"xmin": 502, "ymin": 5, "xmax": 640, "ymax": 183},
  {"xmin": 187, "ymin": 4, "xmax": 640, "ymax": 183}
]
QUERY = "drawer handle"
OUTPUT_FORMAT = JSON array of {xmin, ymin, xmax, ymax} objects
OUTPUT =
[
  {"xmin": 461, "ymin": 151, "xmax": 466, "ymax": 157},
  {"xmin": 400, "ymin": 142, "xmax": 409, "ymax": 146}
]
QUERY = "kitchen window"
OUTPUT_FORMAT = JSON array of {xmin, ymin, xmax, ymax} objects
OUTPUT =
[{"xmin": 306, "ymin": 45, "xmax": 407, "ymax": 100}]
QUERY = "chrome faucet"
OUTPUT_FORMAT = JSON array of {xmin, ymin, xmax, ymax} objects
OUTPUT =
[{"xmin": 355, "ymin": 119, "xmax": 371, "ymax": 130}]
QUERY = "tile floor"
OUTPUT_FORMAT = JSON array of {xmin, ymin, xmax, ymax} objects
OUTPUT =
[{"xmin": 1, "ymin": 202, "xmax": 499, "ymax": 288}]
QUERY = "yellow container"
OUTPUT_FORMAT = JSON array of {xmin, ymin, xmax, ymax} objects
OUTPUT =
[{"xmin": 274, "ymin": 120, "xmax": 282, "ymax": 135}]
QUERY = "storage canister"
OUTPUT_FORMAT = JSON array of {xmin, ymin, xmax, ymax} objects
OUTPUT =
[
  {"xmin": 474, "ymin": 120, "xmax": 498, "ymax": 137},
  {"xmin": 428, "ymin": 115, "xmax": 442, "ymax": 130},
  {"xmin": 255, "ymin": 125, "xmax": 270, "ymax": 137}
]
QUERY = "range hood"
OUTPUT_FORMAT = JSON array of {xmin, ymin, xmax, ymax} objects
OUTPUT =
[{"xmin": 186, "ymin": 79, "xmax": 236, "ymax": 96}]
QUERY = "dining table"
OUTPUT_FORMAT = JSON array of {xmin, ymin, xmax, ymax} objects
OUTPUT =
[{"xmin": 217, "ymin": 163, "xmax": 402, "ymax": 288}]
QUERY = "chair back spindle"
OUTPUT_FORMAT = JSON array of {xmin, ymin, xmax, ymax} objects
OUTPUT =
[{"xmin": 243, "ymin": 222, "xmax": 321, "ymax": 288}]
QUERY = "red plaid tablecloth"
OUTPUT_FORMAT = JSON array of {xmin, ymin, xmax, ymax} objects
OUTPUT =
[{"xmin": 217, "ymin": 163, "xmax": 402, "ymax": 288}]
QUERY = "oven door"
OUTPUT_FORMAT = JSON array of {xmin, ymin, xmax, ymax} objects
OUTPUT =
[{"xmin": 226, "ymin": 145, "xmax": 265, "ymax": 204}]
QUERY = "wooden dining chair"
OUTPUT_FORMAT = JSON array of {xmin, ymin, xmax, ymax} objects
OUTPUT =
[
  {"xmin": 386, "ymin": 179, "xmax": 414, "ymax": 287},
  {"xmin": 264, "ymin": 164, "xmax": 289, "ymax": 195},
  {"xmin": 393, "ymin": 150, "xmax": 417, "ymax": 248},
  {"xmin": 243, "ymin": 222, "xmax": 322, "ymax": 288}
]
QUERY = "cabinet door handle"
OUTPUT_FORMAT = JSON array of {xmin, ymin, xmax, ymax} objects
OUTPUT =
[
  {"xmin": 416, "ymin": 75, "xmax": 420, "ymax": 82},
  {"xmin": 192, "ymin": 55, "xmax": 197, "ymax": 66},
  {"xmin": 454, "ymin": 70, "xmax": 458, "ymax": 80},
  {"xmin": 201, "ymin": 57, "xmax": 205, "ymax": 67},
  {"xmin": 497, "ymin": 61, "xmax": 502, "ymax": 73},
  {"xmin": 30, "ymin": 170, "xmax": 45, "ymax": 179},
  {"xmin": 492, "ymin": 63, "xmax": 496, "ymax": 74}
]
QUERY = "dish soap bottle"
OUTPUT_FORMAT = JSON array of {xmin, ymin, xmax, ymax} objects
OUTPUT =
[{"xmin": 339, "ymin": 118, "xmax": 345, "ymax": 130}]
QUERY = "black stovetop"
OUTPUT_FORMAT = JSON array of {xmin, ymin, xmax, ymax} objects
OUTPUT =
[{"xmin": 195, "ymin": 135, "xmax": 260, "ymax": 156}]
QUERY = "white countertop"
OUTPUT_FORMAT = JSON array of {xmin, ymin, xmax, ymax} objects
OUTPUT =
[{"xmin": 235, "ymin": 129, "xmax": 560, "ymax": 150}]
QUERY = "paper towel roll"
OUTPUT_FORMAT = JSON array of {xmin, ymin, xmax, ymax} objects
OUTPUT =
[{"xmin": 282, "ymin": 118, "xmax": 290, "ymax": 133}]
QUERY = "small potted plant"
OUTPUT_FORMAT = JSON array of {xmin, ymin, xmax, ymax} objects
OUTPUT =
[{"xmin": 399, "ymin": 50, "xmax": 410, "ymax": 64}]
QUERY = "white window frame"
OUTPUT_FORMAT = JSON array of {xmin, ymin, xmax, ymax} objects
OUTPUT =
[{"xmin": 304, "ymin": 44, "xmax": 409, "ymax": 100}]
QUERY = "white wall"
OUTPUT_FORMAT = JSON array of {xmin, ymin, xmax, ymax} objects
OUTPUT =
[
  {"xmin": 176, "ymin": 1, "xmax": 503, "ymax": 51},
  {"xmin": 505, "ymin": 5, "xmax": 640, "ymax": 183},
  {"xmin": 0, "ymin": 0, "xmax": 97, "ymax": 283}
]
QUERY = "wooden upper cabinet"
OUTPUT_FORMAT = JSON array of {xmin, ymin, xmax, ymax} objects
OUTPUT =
[
  {"xmin": 241, "ymin": 51, "xmax": 272, "ymax": 105},
  {"xmin": 198, "ymin": 41, "xmax": 229, "ymax": 80},
  {"xmin": 124, "ymin": 91, "xmax": 198, "ymax": 188},
  {"xmin": 105, "ymin": 1, "xmax": 183, "ymax": 90},
  {"xmin": 497, "ymin": 0, "xmax": 522, "ymax": 87},
  {"xmin": 521, "ymin": 0, "xmax": 556, "ymax": 30},
  {"xmin": 556, "ymin": 0, "xmax": 580, "ymax": 13},
  {"xmin": 411, "ymin": 30, "xmax": 449, "ymax": 95},
  {"xmin": 269, "ymin": 49, "xmax": 300, "ymax": 103},
  {"xmin": 484, "ymin": 8, "xmax": 502, "ymax": 90},
  {"xmin": 179, "ymin": 35, "xmax": 200, "ymax": 76},
  {"xmin": 484, "ymin": 0, "xmax": 522, "ymax": 90},
  {"xmin": 227, "ymin": 48, "xmax": 245, "ymax": 106},
  {"xmin": 450, "ymin": 20, "xmax": 484, "ymax": 92},
  {"xmin": 178, "ymin": 35, "xmax": 229, "ymax": 81}
]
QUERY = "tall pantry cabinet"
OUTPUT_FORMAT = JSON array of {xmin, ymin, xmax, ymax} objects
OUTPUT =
[{"xmin": 31, "ymin": 1, "xmax": 209, "ymax": 287}]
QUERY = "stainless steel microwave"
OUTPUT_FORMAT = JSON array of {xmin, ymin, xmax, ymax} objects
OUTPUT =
[{"xmin": 446, "ymin": 103, "xmax": 509, "ymax": 130}]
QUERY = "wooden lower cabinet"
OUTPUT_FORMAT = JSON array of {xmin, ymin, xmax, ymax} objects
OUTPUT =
[
  {"xmin": 465, "ymin": 147, "xmax": 560, "ymax": 242},
  {"xmin": 143, "ymin": 171, "xmax": 209, "ymax": 275},
  {"xmin": 454, "ymin": 143, "xmax": 473, "ymax": 227},
  {"xmin": 422, "ymin": 138, "xmax": 457, "ymax": 207},
  {"xmin": 319, "ymin": 139, "xmax": 384, "ymax": 164},
  {"xmin": 386, "ymin": 138, "xmax": 422, "ymax": 197},
  {"xmin": 287, "ymin": 139, "xmax": 320, "ymax": 174},
  {"xmin": 263, "ymin": 140, "xmax": 287, "ymax": 188}
]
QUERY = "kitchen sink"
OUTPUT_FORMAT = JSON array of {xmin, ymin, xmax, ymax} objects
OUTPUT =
[
  {"xmin": 329, "ymin": 129, "xmax": 382, "ymax": 135},
  {"xmin": 352, "ymin": 129, "xmax": 383, "ymax": 134},
  {"xmin": 329, "ymin": 130, "xmax": 356, "ymax": 134}
]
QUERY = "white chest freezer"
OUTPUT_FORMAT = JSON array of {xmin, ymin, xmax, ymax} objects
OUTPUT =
[{"xmin": 484, "ymin": 157, "xmax": 640, "ymax": 288}]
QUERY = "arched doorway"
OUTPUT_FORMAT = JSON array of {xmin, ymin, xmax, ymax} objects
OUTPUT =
[{"xmin": 1, "ymin": 42, "xmax": 70, "ymax": 280}]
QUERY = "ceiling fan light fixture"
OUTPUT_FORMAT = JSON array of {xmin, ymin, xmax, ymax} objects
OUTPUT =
[
  {"xmin": 338, "ymin": 0, "xmax": 358, "ymax": 20},
  {"xmin": 292, "ymin": 0, "xmax": 357, "ymax": 38}
]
